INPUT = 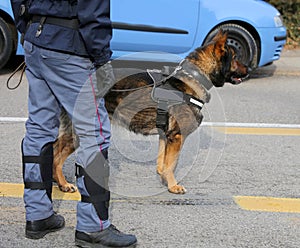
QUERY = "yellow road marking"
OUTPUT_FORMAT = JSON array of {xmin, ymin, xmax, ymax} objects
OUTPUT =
[
  {"xmin": 0, "ymin": 182, "xmax": 80, "ymax": 201},
  {"xmin": 234, "ymin": 196, "xmax": 300, "ymax": 213},
  {"xmin": 2, "ymin": 183, "xmax": 300, "ymax": 213},
  {"xmin": 0, "ymin": 182, "xmax": 127, "ymax": 202},
  {"xmin": 216, "ymin": 127, "xmax": 300, "ymax": 136}
]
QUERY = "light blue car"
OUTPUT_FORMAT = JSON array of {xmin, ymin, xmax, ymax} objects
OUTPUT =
[{"xmin": 0, "ymin": 0, "xmax": 286, "ymax": 69}]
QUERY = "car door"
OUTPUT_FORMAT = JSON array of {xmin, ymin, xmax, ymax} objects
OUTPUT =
[{"xmin": 111, "ymin": 0, "xmax": 200, "ymax": 57}]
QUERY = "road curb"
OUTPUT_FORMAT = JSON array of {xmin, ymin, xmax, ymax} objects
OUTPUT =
[{"xmin": 253, "ymin": 69, "xmax": 300, "ymax": 77}]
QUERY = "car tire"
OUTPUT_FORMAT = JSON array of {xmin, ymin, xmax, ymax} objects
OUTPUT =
[
  {"xmin": 204, "ymin": 23, "xmax": 258, "ymax": 69},
  {"xmin": 0, "ymin": 17, "xmax": 14, "ymax": 69}
]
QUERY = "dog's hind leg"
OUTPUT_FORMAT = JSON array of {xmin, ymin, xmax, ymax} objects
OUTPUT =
[{"xmin": 161, "ymin": 134, "xmax": 186, "ymax": 194}]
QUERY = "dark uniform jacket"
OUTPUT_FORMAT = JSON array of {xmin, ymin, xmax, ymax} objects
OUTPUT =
[{"xmin": 10, "ymin": 0, "xmax": 112, "ymax": 66}]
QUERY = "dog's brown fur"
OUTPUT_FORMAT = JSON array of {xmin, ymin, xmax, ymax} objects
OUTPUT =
[{"xmin": 53, "ymin": 30, "xmax": 248, "ymax": 194}]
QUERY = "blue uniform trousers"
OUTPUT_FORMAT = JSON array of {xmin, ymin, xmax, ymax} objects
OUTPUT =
[{"xmin": 22, "ymin": 41, "xmax": 111, "ymax": 232}]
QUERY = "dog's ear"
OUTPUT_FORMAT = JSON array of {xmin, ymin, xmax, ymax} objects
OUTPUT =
[{"xmin": 213, "ymin": 29, "xmax": 228, "ymax": 53}]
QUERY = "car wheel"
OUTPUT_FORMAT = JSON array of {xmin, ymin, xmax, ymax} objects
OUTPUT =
[
  {"xmin": 204, "ymin": 23, "xmax": 258, "ymax": 69},
  {"xmin": 0, "ymin": 17, "xmax": 14, "ymax": 69}
]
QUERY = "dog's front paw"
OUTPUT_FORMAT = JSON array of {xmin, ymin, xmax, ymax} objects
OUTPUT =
[
  {"xmin": 59, "ymin": 183, "xmax": 77, "ymax": 193},
  {"xmin": 168, "ymin": 184, "xmax": 186, "ymax": 194}
]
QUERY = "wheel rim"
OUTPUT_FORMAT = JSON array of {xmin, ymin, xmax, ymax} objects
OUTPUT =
[{"xmin": 227, "ymin": 36, "xmax": 252, "ymax": 66}]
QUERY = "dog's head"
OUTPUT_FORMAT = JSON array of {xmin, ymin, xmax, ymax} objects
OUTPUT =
[{"xmin": 186, "ymin": 29, "xmax": 249, "ymax": 87}]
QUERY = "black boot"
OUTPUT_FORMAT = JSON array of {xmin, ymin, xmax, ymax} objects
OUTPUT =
[
  {"xmin": 75, "ymin": 224, "xmax": 137, "ymax": 247},
  {"xmin": 26, "ymin": 213, "xmax": 65, "ymax": 239}
]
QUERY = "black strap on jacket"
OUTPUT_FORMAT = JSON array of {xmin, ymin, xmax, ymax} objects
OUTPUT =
[{"xmin": 31, "ymin": 15, "xmax": 80, "ymax": 30}]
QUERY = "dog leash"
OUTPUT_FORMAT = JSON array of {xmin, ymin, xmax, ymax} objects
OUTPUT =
[
  {"xmin": 6, "ymin": 61, "xmax": 26, "ymax": 90},
  {"xmin": 110, "ymin": 64, "xmax": 182, "ymax": 93},
  {"xmin": 110, "ymin": 83, "xmax": 154, "ymax": 93}
]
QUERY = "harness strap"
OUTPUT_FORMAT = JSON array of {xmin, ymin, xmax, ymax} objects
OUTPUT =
[
  {"xmin": 153, "ymin": 87, "xmax": 204, "ymax": 133},
  {"xmin": 149, "ymin": 65, "xmax": 207, "ymax": 133},
  {"xmin": 156, "ymin": 100, "xmax": 169, "ymax": 134},
  {"xmin": 183, "ymin": 94, "xmax": 204, "ymax": 109},
  {"xmin": 151, "ymin": 81, "xmax": 204, "ymax": 110}
]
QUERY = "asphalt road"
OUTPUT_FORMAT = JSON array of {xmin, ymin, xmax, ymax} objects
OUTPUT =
[{"xmin": 0, "ymin": 53, "xmax": 300, "ymax": 247}]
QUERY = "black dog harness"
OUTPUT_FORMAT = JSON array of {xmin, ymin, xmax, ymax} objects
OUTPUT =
[{"xmin": 148, "ymin": 60, "xmax": 212, "ymax": 133}]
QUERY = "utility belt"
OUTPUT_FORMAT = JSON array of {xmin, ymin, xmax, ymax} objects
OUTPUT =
[{"xmin": 31, "ymin": 15, "xmax": 79, "ymax": 37}]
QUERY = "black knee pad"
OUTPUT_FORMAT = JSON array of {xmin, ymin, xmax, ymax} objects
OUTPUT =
[
  {"xmin": 22, "ymin": 141, "xmax": 53, "ymax": 201},
  {"xmin": 76, "ymin": 150, "xmax": 110, "ymax": 220}
]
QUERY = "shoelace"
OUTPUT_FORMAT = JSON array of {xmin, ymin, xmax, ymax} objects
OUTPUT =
[{"xmin": 109, "ymin": 225, "xmax": 122, "ymax": 235}]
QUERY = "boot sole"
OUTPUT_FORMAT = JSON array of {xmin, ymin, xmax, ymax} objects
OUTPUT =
[
  {"xmin": 75, "ymin": 238, "xmax": 137, "ymax": 248},
  {"xmin": 26, "ymin": 223, "xmax": 65, "ymax": 239}
]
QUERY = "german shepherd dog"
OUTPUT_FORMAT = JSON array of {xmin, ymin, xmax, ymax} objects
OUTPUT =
[{"xmin": 53, "ymin": 30, "xmax": 249, "ymax": 194}]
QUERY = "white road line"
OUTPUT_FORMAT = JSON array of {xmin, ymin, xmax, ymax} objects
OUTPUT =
[
  {"xmin": 0, "ymin": 117, "xmax": 299, "ymax": 129},
  {"xmin": 202, "ymin": 122, "xmax": 300, "ymax": 129},
  {"xmin": 0, "ymin": 117, "xmax": 27, "ymax": 122}
]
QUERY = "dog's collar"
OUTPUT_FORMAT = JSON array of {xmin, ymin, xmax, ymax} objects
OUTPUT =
[
  {"xmin": 172, "ymin": 60, "xmax": 211, "ymax": 104},
  {"xmin": 148, "ymin": 61, "xmax": 212, "ymax": 106},
  {"xmin": 179, "ymin": 59, "xmax": 213, "ymax": 91}
]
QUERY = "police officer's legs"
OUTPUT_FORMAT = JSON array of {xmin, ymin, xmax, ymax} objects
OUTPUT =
[
  {"xmin": 68, "ymin": 69, "xmax": 111, "ymax": 232},
  {"xmin": 68, "ymin": 67, "xmax": 136, "ymax": 247},
  {"xmin": 34, "ymin": 47, "xmax": 136, "ymax": 246},
  {"xmin": 22, "ymin": 41, "xmax": 64, "ymax": 239}
]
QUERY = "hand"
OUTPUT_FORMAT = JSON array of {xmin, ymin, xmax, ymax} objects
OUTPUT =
[{"xmin": 95, "ymin": 61, "xmax": 115, "ymax": 97}]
